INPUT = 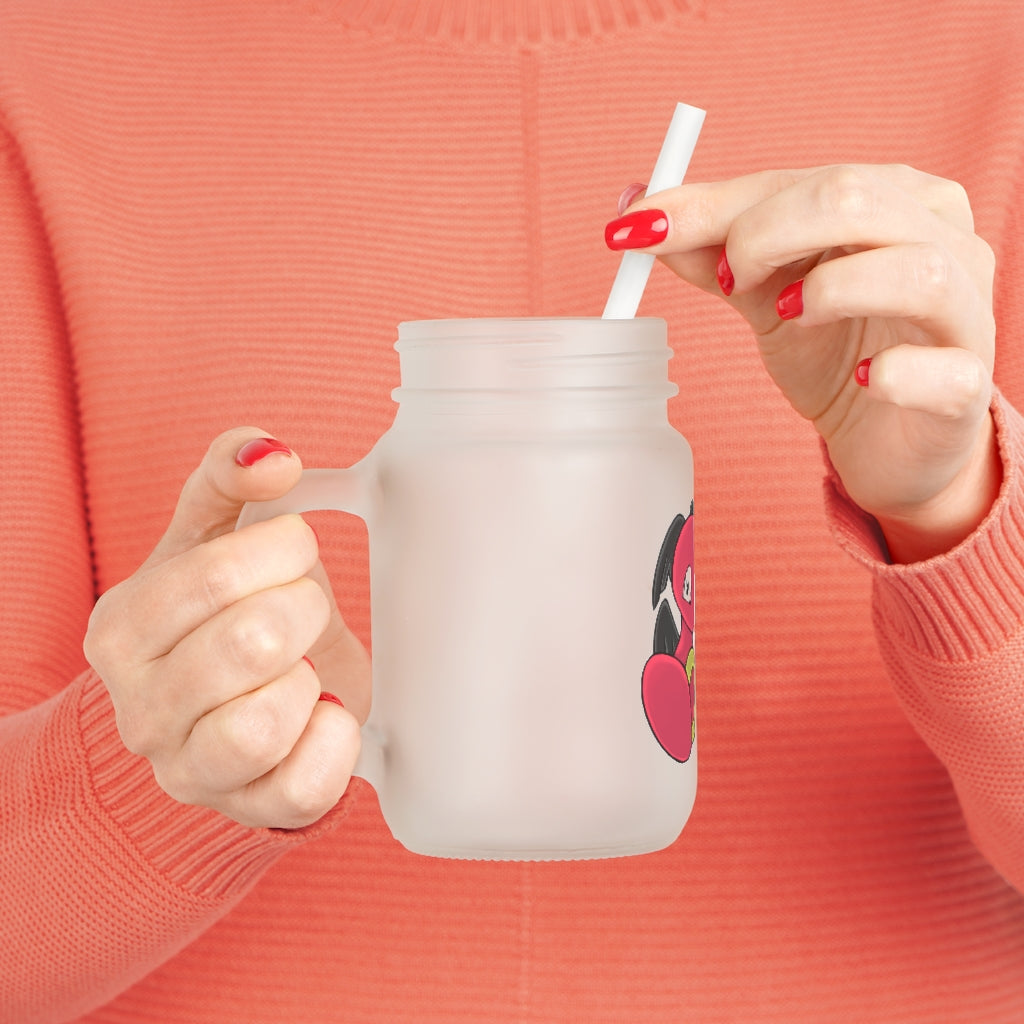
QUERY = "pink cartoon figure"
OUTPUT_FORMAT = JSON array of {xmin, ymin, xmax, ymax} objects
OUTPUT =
[{"xmin": 641, "ymin": 504, "xmax": 695, "ymax": 762}]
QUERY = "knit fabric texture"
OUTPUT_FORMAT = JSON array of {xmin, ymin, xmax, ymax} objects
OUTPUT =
[{"xmin": 1, "ymin": 1, "xmax": 1023, "ymax": 1021}]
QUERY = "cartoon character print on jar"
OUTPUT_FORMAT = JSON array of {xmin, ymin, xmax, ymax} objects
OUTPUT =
[{"xmin": 641, "ymin": 504, "xmax": 695, "ymax": 763}]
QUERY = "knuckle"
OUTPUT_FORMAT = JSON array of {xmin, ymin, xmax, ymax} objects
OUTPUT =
[
  {"xmin": 219, "ymin": 577, "xmax": 327, "ymax": 677},
  {"xmin": 766, "ymin": 167, "xmax": 802, "ymax": 195},
  {"xmin": 928, "ymin": 175, "xmax": 975, "ymax": 232},
  {"xmin": 922, "ymin": 353, "xmax": 990, "ymax": 421},
  {"xmin": 81, "ymin": 619, "xmax": 107, "ymax": 672},
  {"xmin": 276, "ymin": 714, "xmax": 358, "ymax": 827},
  {"xmin": 938, "ymin": 176, "xmax": 971, "ymax": 214},
  {"xmin": 221, "ymin": 696, "xmax": 291, "ymax": 769},
  {"xmin": 278, "ymin": 763, "xmax": 336, "ymax": 826},
  {"xmin": 908, "ymin": 243, "xmax": 953, "ymax": 297},
  {"xmin": 83, "ymin": 587, "xmax": 129, "ymax": 669},
  {"xmin": 885, "ymin": 162, "xmax": 915, "ymax": 179},
  {"xmin": 222, "ymin": 608, "xmax": 290, "ymax": 674},
  {"xmin": 196, "ymin": 550, "xmax": 248, "ymax": 612},
  {"xmin": 948, "ymin": 355, "xmax": 989, "ymax": 407},
  {"xmin": 821, "ymin": 165, "xmax": 879, "ymax": 224}
]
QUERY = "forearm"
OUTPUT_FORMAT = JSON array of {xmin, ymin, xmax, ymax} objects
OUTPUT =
[
  {"xmin": 826, "ymin": 391, "xmax": 1024, "ymax": 892},
  {"xmin": 0, "ymin": 668, "xmax": 349, "ymax": 1022}
]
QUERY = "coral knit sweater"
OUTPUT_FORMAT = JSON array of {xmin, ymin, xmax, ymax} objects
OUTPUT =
[{"xmin": 2, "ymin": 1, "xmax": 1023, "ymax": 1021}]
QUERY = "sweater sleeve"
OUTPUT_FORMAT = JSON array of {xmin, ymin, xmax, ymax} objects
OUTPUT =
[
  {"xmin": 825, "ymin": 392, "xmax": 1024, "ymax": 895},
  {"xmin": 0, "ymin": 129, "xmax": 352, "ymax": 1023}
]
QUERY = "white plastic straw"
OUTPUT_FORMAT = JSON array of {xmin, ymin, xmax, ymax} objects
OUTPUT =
[{"xmin": 602, "ymin": 102, "xmax": 706, "ymax": 319}]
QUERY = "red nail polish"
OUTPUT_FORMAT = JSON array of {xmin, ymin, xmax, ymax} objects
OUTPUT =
[
  {"xmin": 318, "ymin": 691, "xmax": 345, "ymax": 708},
  {"xmin": 302, "ymin": 655, "xmax": 316, "ymax": 672},
  {"xmin": 776, "ymin": 280, "xmax": 804, "ymax": 320},
  {"xmin": 855, "ymin": 357, "xmax": 872, "ymax": 387},
  {"xmin": 716, "ymin": 248, "xmax": 734, "ymax": 296},
  {"xmin": 616, "ymin": 182, "xmax": 648, "ymax": 216},
  {"xmin": 235, "ymin": 437, "xmax": 293, "ymax": 468},
  {"xmin": 604, "ymin": 208, "xmax": 669, "ymax": 250}
]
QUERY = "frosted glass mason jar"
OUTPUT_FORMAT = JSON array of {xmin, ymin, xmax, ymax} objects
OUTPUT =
[{"xmin": 239, "ymin": 318, "xmax": 697, "ymax": 860}]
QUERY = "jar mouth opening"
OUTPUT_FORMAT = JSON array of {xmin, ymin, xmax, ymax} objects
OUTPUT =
[
  {"xmin": 394, "ymin": 318, "xmax": 674, "ymax": 395},
  {"xmin": 396, "ymin": 316, "xmax": 667, "ymax": 348}
]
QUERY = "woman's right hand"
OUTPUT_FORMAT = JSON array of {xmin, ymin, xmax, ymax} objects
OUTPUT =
[{"xmin": 83, "ymin": 428, "xmax": 370, "ymax": 830}]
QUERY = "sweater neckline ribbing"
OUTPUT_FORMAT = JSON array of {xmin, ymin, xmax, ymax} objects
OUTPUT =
[{"xmin": 306, "ymin": 0, "xmax": 706, "ymax": 45}]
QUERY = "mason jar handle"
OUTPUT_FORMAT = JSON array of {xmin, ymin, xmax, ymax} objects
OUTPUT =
[
  {"xmin": 235, "ymin": 464, "xmax": 386, "ymax": 792},
  {"xmin": 235, "ymin": 466, "xmax": 373, "ymax": 527}
]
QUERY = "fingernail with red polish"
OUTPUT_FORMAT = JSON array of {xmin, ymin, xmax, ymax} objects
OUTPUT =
[
  {"xmin": 716, "ymin": 248, "xmax": 734, "ymax": 296},
  {"xmin": 318, "ymin": 691, "xmax": 345, "ymax": 708},
  {"xmin": 236, "ymin": 437, "xmax": 293, "ymax": 468},
  {"xmin": 776, "ymin": 280, "xmax": 804, "ymax": 320},
  {"xmin": 302, "ymin": 655, "xmax": 316, "ymax": 672},
  {"xmin": 616, "ymin": 182, "xmax": 648, "ymax": 216},
  {"xmin": 855, "ymin": 358, "xmax": 872, "ymax": 387},
  {"xmin": 605, "ymin": 208, "xmax": 669, "ymax": 250}
]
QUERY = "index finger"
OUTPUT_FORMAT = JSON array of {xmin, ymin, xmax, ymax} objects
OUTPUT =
[
  {"xmin": 626, "ymin": 163, "xmax": 976, "ymax": 257},
  {"xmin": 117, "ymin": 513, "xmax": 320, "ymax": 662}
]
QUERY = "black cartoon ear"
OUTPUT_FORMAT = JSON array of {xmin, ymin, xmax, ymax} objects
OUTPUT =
[
  {"xmin": 652, "ymin": 514, "xmax": 685, "ymax": 609},
  {"xmin": 653, "ymin": 598, "xmax": 680, "ymax": 656}
]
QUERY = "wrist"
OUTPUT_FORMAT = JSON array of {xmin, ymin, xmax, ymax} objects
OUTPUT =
[{"xmin": 873, "ymin": 412, "xmax": 1002, "ymax": 563}]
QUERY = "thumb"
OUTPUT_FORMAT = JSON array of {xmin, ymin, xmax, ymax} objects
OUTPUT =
[{"xmin": 145, "ymin": 427, "xmax": 304, "ymax": 567}]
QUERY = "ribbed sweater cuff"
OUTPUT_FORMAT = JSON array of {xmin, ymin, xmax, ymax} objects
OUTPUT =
[
  {"xmin": 824, "ymin": 390, "xmax": 1024, "ymax": 661},
  {"xmin": 77, "ymin": 669, "xmax": 355, "ymax": 903}
]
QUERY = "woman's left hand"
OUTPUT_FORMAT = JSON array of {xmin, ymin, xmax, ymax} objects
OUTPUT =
[{"xmin": 607, "ymin": 164, "xmax": 1000, "ymax": 562}]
